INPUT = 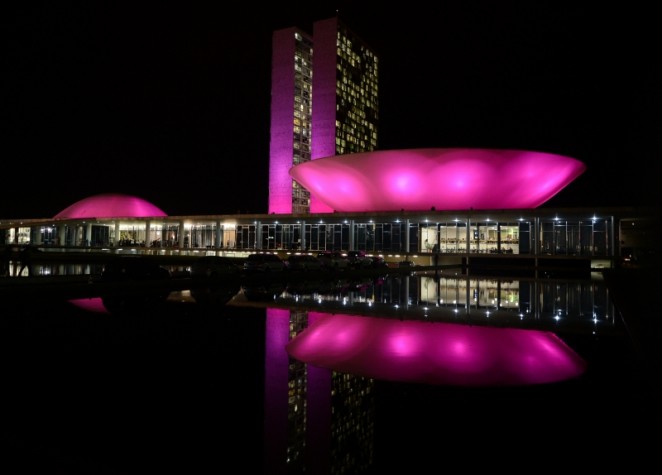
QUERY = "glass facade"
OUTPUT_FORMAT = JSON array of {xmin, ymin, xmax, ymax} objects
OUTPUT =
[
  {"xmin": 334, "ymin": 25, "xmax": 379, "ymax": 155},
  {"xmin": 269, "ymin": 17, "xmax": 379, "ymax": 215},
  {"xmin": 291, "ymin": 32, "xmax": 313, "ymax": 214},
  {"xmin": 2, "ymin": 210, "xmax": 628, "ymax": 263},
  {"xmin": 268, "ymin": 28, "xmax": 314, "ymax": 215}
]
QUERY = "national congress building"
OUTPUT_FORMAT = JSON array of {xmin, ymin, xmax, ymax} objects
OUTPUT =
[{"xmin": 0, "ymin": 16, "xmax": 656, "ymax": 269}]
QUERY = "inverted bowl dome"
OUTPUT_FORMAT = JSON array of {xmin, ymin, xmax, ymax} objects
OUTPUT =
[
  {"xmin": 54, "ymin": 193, "xmax": 167, "ymax": 219},
  {"xmin": 289, "ymin": 148, "xmax": 586, "ymax": 211},
  {"xmin": 286, "ymin": 313, "xmax": 586, "ymax": 386}
]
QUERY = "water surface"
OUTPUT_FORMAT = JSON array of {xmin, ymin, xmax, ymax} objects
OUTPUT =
[{"xmin": 0, "ymin": 270, "xmax": 656, "ymax": 473}]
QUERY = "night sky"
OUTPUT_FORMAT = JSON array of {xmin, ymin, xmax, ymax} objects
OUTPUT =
[{"xmin": 3, "ymin": 2, "xmax": 660, "ymax": 219}]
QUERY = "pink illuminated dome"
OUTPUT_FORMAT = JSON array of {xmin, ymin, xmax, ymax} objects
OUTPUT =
[
  {"xmin": 53, "ymin": 193, "xmax": 168, "ymax": 219},
  {"xmin": 289, "ymin": 148, "xmax": 586, "ymax": 212}
]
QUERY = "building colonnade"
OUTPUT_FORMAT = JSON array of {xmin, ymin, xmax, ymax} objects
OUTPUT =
[{"xmin": 0, "ymin": 208, "xmax": 628, "ymax": 260}]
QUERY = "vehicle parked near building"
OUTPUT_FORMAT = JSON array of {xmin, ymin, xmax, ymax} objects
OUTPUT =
[
  {"xmin": 286, "ymin": 254, "xmax": 323, "ymax": 271},
  {"xmin": 367, "ymin": 255, "xmax": 389, "ymax": 269},
  {"xmin": 347, "ymin": 250, "xmax": 372, "ymax": 268},
  {"xmin": 243, "ymin": 253, "xmax": 286, "ymax": 272},
  {"xmin": 101, "ymin": 257, "xmax": 172, "ymax": 281},
  {"xmin": 316, "ymin": 251, "xmax": 350, "ymax": 270},
  {"xmin": 190, "ymin": 256, "xmax": 240, "ymax": 279}
]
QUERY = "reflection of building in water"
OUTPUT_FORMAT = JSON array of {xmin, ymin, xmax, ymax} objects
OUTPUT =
[
  {"xmin": 287, "ymin": 312, "xmax": 587, "ymax": 386},
  {"xmin": 413, "ymin": 275, "xmax": 615, "ymax": 325},
  {"xmin": 4, "ymin": 259, "xmax": 100, "ymax": 278},
  {"xmin": 264, "ymin": 308, "xmax": 375, "ymax": 474},
  {"xmin": 329, "ymin": 372, "xmax": 374, "ymax": 473},
  {"xmin": 287, "ymin": 310, "xmax": 308, "ymax": 472},
  {"xmin": 420, "ymin": 276, "xmax": 521, "ymax": 309},
  {"xmin": 272, "ymin": 274, "xmax": 616, "ymax": 333},
  {"xmin": 264, "ymin": 308, "xmax": 291, "ymax": 475}
]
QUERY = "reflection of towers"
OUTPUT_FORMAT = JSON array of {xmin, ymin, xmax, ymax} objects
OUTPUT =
[
  {"xmin": 264, "ymin": 308, "xmax": 305, "ymax": 474},
  {"xmin": 269, "ymin": 17, "xmax": 379, "ymax": 214},
  {"xmin": 264, "ymin": 309, "xmax": 375, "ymax": 474},
  {"xmin": 329, "ymin": 372, "xmax": 374, "ymax": 473}
]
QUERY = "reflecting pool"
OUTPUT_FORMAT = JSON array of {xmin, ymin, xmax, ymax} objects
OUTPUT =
[{"xmin": 0, "ymin": 270, "xmax": 658, "ymax": 473}]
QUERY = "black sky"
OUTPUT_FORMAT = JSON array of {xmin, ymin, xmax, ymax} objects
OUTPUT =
[{"xmin": 3, "ymin": 2, "xmax": 660, "ymax": 219}]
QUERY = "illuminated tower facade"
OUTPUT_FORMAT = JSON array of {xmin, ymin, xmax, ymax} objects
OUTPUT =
[{"xmin": 268, "ymin": 17, "xmax": 379, "ymax": 214}]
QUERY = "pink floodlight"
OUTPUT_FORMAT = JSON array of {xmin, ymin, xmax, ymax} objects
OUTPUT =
[
  {"xmin": 286, "ymin": 313, "xmax": 587, "ymax": 386},
  {"xmin": 53, "ymin": 193, "xmax": 168, "ymax": 219},
  {"xmin": 289, "ymin": 148, "xmax": 586, "ymax": 211}
]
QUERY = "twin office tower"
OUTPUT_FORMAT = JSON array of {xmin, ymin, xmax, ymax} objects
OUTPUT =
[{"xmin": 268, "ymin": 16, "xmax": 379, "ymax": 215}]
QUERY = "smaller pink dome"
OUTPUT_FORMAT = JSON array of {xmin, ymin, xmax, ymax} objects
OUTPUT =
[{"xmin": 53, "ymin": 193, "xmax": 167, "ymax": 219}]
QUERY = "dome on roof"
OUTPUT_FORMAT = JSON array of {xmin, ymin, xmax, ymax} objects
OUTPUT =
[
  {"xmin": 289, "ymin": 148, "xmax": 586, "ymax": 212},
  {"xmin": 53, "ymin": 193, "xmax": 168, "ymax": 219}
]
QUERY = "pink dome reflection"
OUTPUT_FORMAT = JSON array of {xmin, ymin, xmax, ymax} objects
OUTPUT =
[
  {"xmin": 286, "ymin": 313, "xmax": 587, "ymax": 387},
  {"xmin": 289, "ymin": 148, "xmax": 586, "ymax": 211},
  {"xmin": 53, "ymin": 193, "xmax": 167, "ymax": 219},
  {"xmin": 68, "ymin": 298, "xmax": 109, "ymax": 313}
]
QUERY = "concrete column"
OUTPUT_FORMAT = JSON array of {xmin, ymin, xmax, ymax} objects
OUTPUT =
[
  {"xmin": 466, "ymin": 275, "xmax": 471, "ymax": 313},
  {"xmin": 215, "ymin": 221, "xmax": 222, "ymax": 249},
  {"xmin": 497, "ymin": 223, "xmax": 501, "ymax": 253},
  {"xmin": 32, "ymin": 226, "xmax": 42, "ymax": 245},
  {"xmin": 59, "ymin": 226, "xmax": 66, "ymax": 247},
  {"xmin": 114, "ymin": 222, "xmax": 120, "ymax": 247},
  {"xmin": 85, "ymin": 223, "xmax": 92, "ymax": 247},
  {"xmin": 404, "ymin": 275, "xmax": 410, "ymax": 309},
  {"xmin": 465, "ymin": 218, "xmax": 471, "ymax": 253},
  {"xmin": 145, "ymin": 220, "xmax": 151, "ymax": 247},
  {"xmin": 179, "ymin": 220, "xmax": 186, "ymax": 249},
  {"xmin": 405, "ymin": 219, "xmax": 410, "ymax": 253},
  {"xmin": 348, "ymin": 220, "xmax": 355, "ymax": 251},
  {"xmin": 300, "ymin": 221, "xmax": 306, "ymax": 251},
  {"xmin": 609, "ymin": 215, "xmax": 615, "ymax": 258},
  {"xmin": 534, "ymin": 217, "xmax": 540, "ymax": 276},
  {"xmin": 256, "ymin": 221, "xmax": 262, "ymax": 250}
]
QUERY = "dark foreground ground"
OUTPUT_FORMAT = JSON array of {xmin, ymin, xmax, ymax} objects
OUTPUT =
[{"xmin": 602, "ymin": 266, "xmax": 661, "ymax": 392}]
